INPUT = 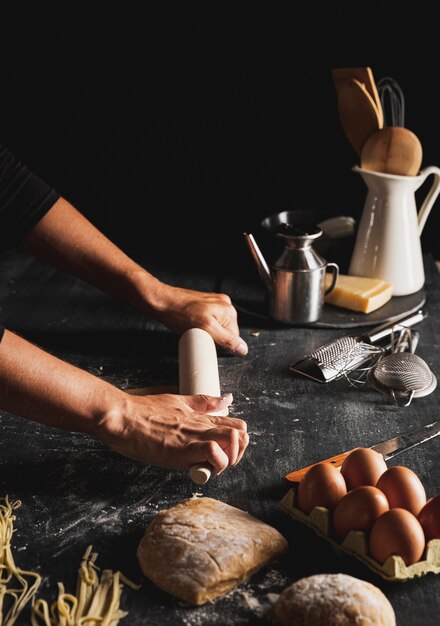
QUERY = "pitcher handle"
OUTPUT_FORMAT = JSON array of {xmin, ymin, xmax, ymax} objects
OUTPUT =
[
  {"xmin": 417, "ymin": 166, "xmax": 440, "ymax": 235},
  {"xmin": 324, "ymin": 263, "xmax": 339, "ymax": 295}
]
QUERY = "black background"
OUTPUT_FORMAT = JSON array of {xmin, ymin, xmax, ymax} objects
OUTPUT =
[
  {"xmin": 1, "ymin": 6, "xmax": 440, "ymax": 624},
  {"xmin": 1, "ymin": 2, "xmax": 440, "ymax": 270}
]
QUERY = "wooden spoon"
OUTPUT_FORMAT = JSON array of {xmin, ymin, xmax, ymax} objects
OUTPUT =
[
  {"xmin": 332, "ymin": 67, "xmax": 384, "ymax": 127},
  {"xmin": 337, "ymin": 78, "xmax": 383, "ymax": 156},
  {"xmin": 361, "ymin": 126, "xmax": 423, "ymax": 176}
]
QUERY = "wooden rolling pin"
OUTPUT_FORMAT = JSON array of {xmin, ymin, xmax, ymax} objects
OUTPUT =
[{"xmin": 179, "ymin": 328, "xmax": 228, "ymax": 485}]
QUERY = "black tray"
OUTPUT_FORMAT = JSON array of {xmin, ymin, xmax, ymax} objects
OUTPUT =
[{"xmin": 221, "ymin": 276, "xmax": 426, "ymax": 329}]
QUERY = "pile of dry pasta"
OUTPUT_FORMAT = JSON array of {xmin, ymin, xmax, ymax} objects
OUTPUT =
[
  {"xmin": 0, "ymin": 497, "xmax": 139, "ymax": 625},
  {"xmin": 0, "ymin": 497, "xmax": 41, "ymax": 625},
  {"xmin": 31, "ymin": 545, "xmax": 140, "ymax": 626}
]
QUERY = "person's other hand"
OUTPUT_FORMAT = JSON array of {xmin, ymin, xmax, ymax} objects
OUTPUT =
[
  {"xmin": 97, "ymin": 392, "xmax": 249, "ymax": 473},
  {"xmin": 146, "ymin": 283, "xmax": 248, "ymax": 356}
]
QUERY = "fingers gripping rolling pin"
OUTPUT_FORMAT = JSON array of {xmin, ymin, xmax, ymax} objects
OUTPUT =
[{"xmin": 179, "ymin": 328, "xmax": 228, "ymax": 485}]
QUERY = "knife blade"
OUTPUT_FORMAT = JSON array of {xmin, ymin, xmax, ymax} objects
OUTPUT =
[{"xmin": 285, "ymin": 419, "xmax": 440, "ymax": 483}]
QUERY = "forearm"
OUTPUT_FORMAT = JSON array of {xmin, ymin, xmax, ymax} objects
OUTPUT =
[
  {"xmin": 0, "ymin": 330, "xmax": 249, "ymax": 471},
  {"xmin": 19, "ymin": 196, "xmax": 248, "ymax": 354},
  {"xmin": 19, "ymin": 197, "xmax": 160, "ymax": 312},
  {"xmin": 0, "ymin": 329, "xmax": 125, "ymax": 434}
]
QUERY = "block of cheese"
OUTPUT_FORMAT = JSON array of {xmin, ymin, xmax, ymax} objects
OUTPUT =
[{"xmin": 324, "ymin": 273, "xmax": 393, "ymax": 313}]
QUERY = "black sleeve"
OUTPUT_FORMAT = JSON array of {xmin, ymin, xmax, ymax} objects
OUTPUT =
[{"xmin": 0, "ymin": 144, "xmax": 60, "ymax": 249}]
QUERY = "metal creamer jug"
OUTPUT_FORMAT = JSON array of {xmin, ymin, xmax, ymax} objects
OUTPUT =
[{"xmin": 244, "ymin": 225, "xmax": 338, "ymax": 324}]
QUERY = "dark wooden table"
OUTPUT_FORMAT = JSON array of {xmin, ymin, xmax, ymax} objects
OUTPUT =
[{"xmin": 1, "ymin": 249, "xmax": 439, "ymax": 625}]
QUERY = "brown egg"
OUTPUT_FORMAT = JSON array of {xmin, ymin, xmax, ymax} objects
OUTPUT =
[
  {"xmin": 340, "ymin": 447, "xmax": 388, "ymax": 489},
  {"xmin": 332, "ymin": 486, "xmax": 389, "ymax": 540},
  {"xmin": 369, "ymin": 508, "xmax": 425, "ymax": 565},
  {"xmin": 376, "ymin": 466, "xmax": 427, "ymax": 516},
  {"xmin": 297, "ymin": 462, "xmax": 347, "ymax": 514},
  {"xmin": 418, "ymin": 495, "xmax": 440, "ymax": 541}
]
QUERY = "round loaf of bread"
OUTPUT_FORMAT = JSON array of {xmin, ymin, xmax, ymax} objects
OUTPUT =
[{"xmin": 274, "ymin": 573, "xmax": 395, "ymax": 626}]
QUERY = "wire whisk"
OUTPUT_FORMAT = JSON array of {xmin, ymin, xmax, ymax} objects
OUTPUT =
[{"xmin": 377, "ymin": 76, "xmax": 405, "ymax": 127}]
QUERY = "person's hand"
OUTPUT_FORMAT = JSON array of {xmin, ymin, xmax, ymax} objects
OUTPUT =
[
  {"xmin": 97, "ymin": 392, "xmax": 249, "ymax": 474},
  {"xmin": 20, "ymin": 199, "xmax": 248, "ymax": 354},
  {"xmin": 145, "ymin": 283, "xmax": 248, "ymax": 356}
]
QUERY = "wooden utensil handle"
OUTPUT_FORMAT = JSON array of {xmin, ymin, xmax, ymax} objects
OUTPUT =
[
  {"xmin": 189, "ymin": 463, "xmax": 214, "ymax": 485},
  {"xmin": 285, "ymin": 449, "xmax": 357, "ymax": 483}
]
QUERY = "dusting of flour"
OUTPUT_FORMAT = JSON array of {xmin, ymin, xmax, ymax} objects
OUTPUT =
[{"xmin": 175, "ymin": 566, "xmax": 288, "ymax": 626}]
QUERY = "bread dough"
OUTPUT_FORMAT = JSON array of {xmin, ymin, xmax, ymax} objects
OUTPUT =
[
  {"xmin": 136, "ymin": 497, "xmax": 288, "ymax": 605},
  {"xmin": 274, "ymin": 573, "xmax": 395, "ymax": 626}
]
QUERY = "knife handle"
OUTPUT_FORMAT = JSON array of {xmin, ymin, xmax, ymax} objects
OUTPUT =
[{"xmin": 285, "ymin": 449, "xmax": 358, "ymax": 483}]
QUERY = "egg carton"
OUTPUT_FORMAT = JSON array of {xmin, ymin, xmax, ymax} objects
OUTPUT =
[{"xmin": 280, "ymin": 487, "xmax": 440, "ymax": 581}]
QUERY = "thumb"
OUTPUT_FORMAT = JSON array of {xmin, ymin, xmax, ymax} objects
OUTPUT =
[{"xmin": 181, "ymin": 393, "xmax": 233, "ymax": 415}]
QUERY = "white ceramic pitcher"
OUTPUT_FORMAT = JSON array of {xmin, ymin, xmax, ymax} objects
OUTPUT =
[{"xmin": 349, "ymin": 165, "xmax": 440, "ymax": 295}]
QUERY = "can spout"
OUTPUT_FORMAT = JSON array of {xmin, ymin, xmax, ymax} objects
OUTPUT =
[{"xmin": 243, "ymin": 232, "xmax": 273, "ymax": 292}]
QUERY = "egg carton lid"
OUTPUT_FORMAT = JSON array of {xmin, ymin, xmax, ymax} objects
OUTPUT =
[{"xmin": 280, "ymin": 488, "xmax": 440, "ymax": 581}]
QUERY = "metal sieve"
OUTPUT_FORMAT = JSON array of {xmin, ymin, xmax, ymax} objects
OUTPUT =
[{"xmin": 369, "ymin": 345, "xmax": 437, "ymax": 407}]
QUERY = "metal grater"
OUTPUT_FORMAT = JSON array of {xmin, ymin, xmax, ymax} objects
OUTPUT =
[
  {"xmin": 310, "ymin": 336, "xmax": 369, "ymax": 369},
  {"xmin": 289, "ymin": 309, "xmax": 427, "ymax": 383},
  {"xmin": 292, "ymin": 336, "xmax": 382, "ymax": 383}
]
